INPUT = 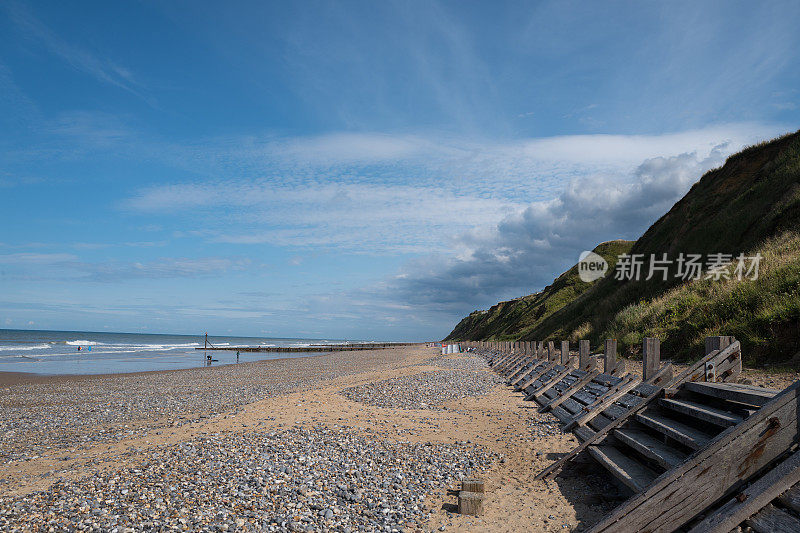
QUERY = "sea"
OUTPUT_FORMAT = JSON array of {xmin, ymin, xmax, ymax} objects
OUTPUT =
[{"xmin": 0, "ymin": 329, "xmax": 363, "ymax": 376}]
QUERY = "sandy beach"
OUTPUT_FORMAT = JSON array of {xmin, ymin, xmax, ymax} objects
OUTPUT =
[{"xmin": 1, "ymin": 345, "xmax": 797, "ymax": 532}]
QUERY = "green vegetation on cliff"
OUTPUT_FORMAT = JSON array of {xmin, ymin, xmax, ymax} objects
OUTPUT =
[{"xmin": 446, "ymin": 130, "xmax": 800, "ymax": 367}]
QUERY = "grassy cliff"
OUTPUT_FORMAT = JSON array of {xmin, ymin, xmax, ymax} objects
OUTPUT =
[{"xmin": 446, "ymin": 130, "xmax": 800, "ymax": 367}]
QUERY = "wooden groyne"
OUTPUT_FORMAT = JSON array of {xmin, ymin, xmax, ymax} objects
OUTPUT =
[
  {"xmin": 195, "ymin": 342, "xmax": 419, "ymax": 353},
  {"xmin": 462, "ymin": 337, "xmax": 800, "ymax": 532}
]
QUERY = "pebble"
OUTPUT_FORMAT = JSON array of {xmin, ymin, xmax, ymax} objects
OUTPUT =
[
  {"xmin": 341, "ymin": 370, "xmax": 503, "ymax": 410},
  {"xmin": 0, "ymin": 349, "xmax": 407, "ymax": 462},
  {"xmin": 0, "ymin": 425, "xmax": 496, "ymax": 532},
  {"xmin": 425, "ymin": 355, "xmax": 491, "ymax": 371}
]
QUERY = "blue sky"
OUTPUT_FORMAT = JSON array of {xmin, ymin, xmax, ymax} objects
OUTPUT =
[{"xmin": 1, "ymin": 0, "xmax": 799, "ymax": 340}]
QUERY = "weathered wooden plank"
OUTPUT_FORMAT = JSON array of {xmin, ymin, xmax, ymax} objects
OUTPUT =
[
  {"xmin": 511, "ymin": 370, "xmax": 536, "ymax": 389},
  {"xmin": 511, "ymin": 362, "xmax": 547, "ymax": 388},
  {"xmin": 588, "ymin": 445, "xmax": 658, "ymax": 494},
  {"xmin": 616, "ymin": 393, "xmax": 644, "ymax": 409},
  {"xmin": 566, "ymin": 376, "xmax": 640, "ymax": 430},
  {"xmin": 660, "ymin": 398, "xmax": 743, "ymax": 427},
  {"xmin": 550, "ymin": 405, "xmax": 573, "ymax": 423},
  {"xmin": 643, "ymin": 338, "xmax": 660, "ymax": 381},
  {"xmin": 532, "ymin": 366, "xmax": 575, "ymax": 400},
  {"xmin": 574, "ymin": 425, "xmax": 595, "ymax": 442},
  {"xmin": 613, "ymin": 428, "xmax": 687, "ymax": 470},
  {"xmin": 667, "ymin": 341, "xmax": 741, "ymax": 386},
  {"xmin": 540, "ymin": 369, "xmax": 601, "ymax": 412},
  {"xmin": 684, "ymin": 381, "xmax": 779, "ymax": 407},
  {"xmin": 634, "ymin": 411, "xmax": 712, "ymax": 450},
  {"xmin": 604, "ymin": 339, "xmax": 618, "ymax": 375},
  {"xmin": 525, "ymin": 367, "xmax": 563, "ymax": 395},
  {"xmin": 587, "ymin": 381, "xmax": 800, "ymax": 533},
  {"xmin": 778, "ymin": 483, "xmax": 800, "ymax": 513},
  {"xmin": 579, "ymin": 340, "xmax": 594, "ymax": 371},
  {"xmin": 592, "ymin": 373, "xmax": 623, "ymax": 388},
  {"xmin": 687, "ymin": 450, "xmax": 800, "ymax": 533},
  {"xmin": 516, "ymin": 361, "xmax": 558, "ymax": 392},
  {"xmin": 587, "ymin": 413, "xmax": 613, "ymax": 432},
  {"xmin": 745, "ymin": 503, "xmax": 800, "ymax": 533},
  {"xmin": 572, "ymin": 390, "xmax": 599, "ymax": 406},
  {"xmin": 561, "ymin": 398, "xmax": 584, "ymax": 415},
  {"xmin": 585, "ymin": 380, "xmax": 609, "ymax": 391},
  {"xmin": 507, "ymin": 360, "xmax": 535, "ymax": 382},
  {"xmin": 635, "ymin": 382, "xmax": 662, "ymax": 396},
  {"xmin": 602, "ymin": 403, "xmax": 630, "ymax": 420},
  {"xmin": 536, "ymin": 367, "xmax": 672, "ymax": 481},
  {"xmin": 561, "ymin": 340, "xmax": 570, "ymax": 365}
]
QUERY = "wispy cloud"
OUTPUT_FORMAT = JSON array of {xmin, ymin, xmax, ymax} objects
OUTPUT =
[
  {"xmin": 4, "ymin": 1, "xmax": 149, "ymax": 102},
  {"xmin": 121, "ymin": 123, "xmax": 784, "ymax": 255},
  {"xmin": 0, "ymin": 253, "xmax": 249, "ymax": 282}
]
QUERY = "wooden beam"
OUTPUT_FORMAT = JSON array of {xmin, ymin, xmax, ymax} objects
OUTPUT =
[
  {"xmin": 540, "ymin": 369, "xmax": 601, "ymax": 412},
  {"xmin": 643, "ymin": 337, "xmax": 660, "ymax": 381},
  {"xmin": 579, "ymin": 340, "xmax": 593, "ymax": 370},
  {"xmin": 667, "ymin": 341, "xmax": 741, "ymax": 386},
  {"xmin": 565, "ymin": 375, "xmax": 639, "ymax": 431},
  {"xmin": 517, "ymin": 361, "xmax": 558, "ymax": 392},
  {"xmin": 587, "ymin": 381, "xmax": 800, "ymax": 532},
  {"xmin": 604, "ymin": 339, "xmax": 618, "ymax": 375},
  {"xmin": 687, "ymin": 450, "xmax": 800, "ymax": 533},
  {"xmin": 683, "ymin": 381, "xmax": 779, "ymax": 407},
  {"xmin": 536, "ymin": 364, "xmax": 674, "ymax": 481},
  {"xmin": 528, "ymin": 366, "xmax": 575, "ymax": 402}
]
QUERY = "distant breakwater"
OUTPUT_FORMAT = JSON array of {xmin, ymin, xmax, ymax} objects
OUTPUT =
[{"xmin": 196, "ymin": 343, "xmax": 420, "ymax": 353}]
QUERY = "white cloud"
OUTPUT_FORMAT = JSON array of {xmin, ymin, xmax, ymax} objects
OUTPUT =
[
  {"xmin": 5, "ymin": 2, "xmax": 147, "ymax": 100},
  {"xmin": 0, "ymin": 252, "xmax": 78, "ymax": 264},
  {"xmin": 123, "ymin": 123, "xmax": 784, "ymax": 256},
  {"xmin": 386, "ymin": 141, "xmax": 737, "ymax": 311}
]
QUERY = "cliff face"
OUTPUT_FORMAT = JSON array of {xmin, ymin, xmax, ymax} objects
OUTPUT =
[{"xmin": 446, "ymin": 130, "xmax": 800, "ymax": 367}]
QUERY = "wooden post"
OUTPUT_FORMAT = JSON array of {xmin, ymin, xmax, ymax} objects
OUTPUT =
[
  {"xmin": 704, "ymin": 336, "xmax": 734, "ymax": 381},
  {"xmin": 561, "ymin": 340, "xmax": 570, "ymax": 365},
  {"xmin": 643, "ymin": 337, "xmax": 660, "ymax": 381},
  {"xmin": 462, "ymin": 478, "xmax": 485, "ymax": 493},
  {"xmin": 579, "ymin": 340, "xmax": 592, "ymax": 370},
  {"xmin": 705, "ymin": 335, "xmax": 734, "ymax": 355},
  {"xmin": 604, "ymin": 339, "xmax": 618, "ymax": 374},
  {"xmin": 458, "ymin": 491, "xmax": 484, "ymax": 516},
  {"xmin": 547, "ymin": 341, "xmax": 556, "ymax": 361}
]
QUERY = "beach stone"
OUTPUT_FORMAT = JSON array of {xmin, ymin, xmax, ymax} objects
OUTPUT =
[
  {"xmin": 340, "ymin": 369, "xmax": 502, "ymax": 411},
  {"xmin": 0, "ymin": 425, "xmax": 496, "ymax": 531}
]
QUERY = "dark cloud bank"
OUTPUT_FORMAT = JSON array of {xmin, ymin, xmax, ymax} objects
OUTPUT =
[{"xmin": 389, "ymin": 144, "xmax": 730, "ymax": 315}]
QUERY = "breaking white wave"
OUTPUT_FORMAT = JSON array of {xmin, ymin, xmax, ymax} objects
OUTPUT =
[
  {"xmin": 64, "ymin": 341, "xmax": 200, "ymax": 350},
  {"xmin": 0, "ymin": 343, "xmax": 52, "ymax": 351}
]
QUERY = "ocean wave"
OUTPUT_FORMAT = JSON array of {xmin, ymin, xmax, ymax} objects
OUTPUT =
[
  {"xmin": 65, "ymin": 340, "xmax": 106, "ymax": 346},
  {"xmin": 64, "ymin": 341, "xmax": 200, "ymax": 350},
  {"xmin": 0, "ymin": 343, "xmax": 52, "ymax": 351}
]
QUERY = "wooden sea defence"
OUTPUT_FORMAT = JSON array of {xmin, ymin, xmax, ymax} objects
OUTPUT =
[
  {"xmin": 460, "ymin": 336, "xmax": 800, "ymax": 532},
  {"xmin": 196, "ymin": 342, "xmax": 419, "ymax": 353}
]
